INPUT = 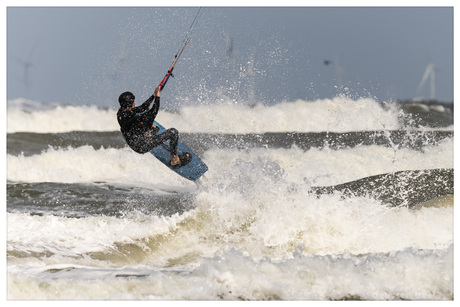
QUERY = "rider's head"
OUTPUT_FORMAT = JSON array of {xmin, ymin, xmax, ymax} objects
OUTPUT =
[{"xmin": 119, "ymin": 91, "xmax": 135, "ymax": 108}]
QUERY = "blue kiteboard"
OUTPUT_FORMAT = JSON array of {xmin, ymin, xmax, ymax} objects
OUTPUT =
[{"xmin": 149, "ymin": 121, "xmax": 208, "ymax": 181}]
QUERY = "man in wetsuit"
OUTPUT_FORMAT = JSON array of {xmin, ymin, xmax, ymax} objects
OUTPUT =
[{"xmin": 117, "ymin": 86, "xmax": 191, "ymax": 168}]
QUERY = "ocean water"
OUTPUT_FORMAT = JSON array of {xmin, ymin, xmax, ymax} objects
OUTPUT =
[{"xmin": 7, "ymin": 97, "xmax": 453, "ymax": 300}]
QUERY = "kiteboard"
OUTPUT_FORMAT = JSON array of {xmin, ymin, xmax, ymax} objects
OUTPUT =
[{"xmin": 149, "ymin": 121, "xmax": 208, "ymax": 181}]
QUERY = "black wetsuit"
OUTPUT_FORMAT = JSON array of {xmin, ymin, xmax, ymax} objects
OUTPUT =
[{"xmin": 117, "ymin": 95, "xmax": 179, "ymax": 154}]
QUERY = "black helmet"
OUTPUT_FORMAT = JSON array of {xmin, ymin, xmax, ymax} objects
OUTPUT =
[{"xmin": 119, "ymin": 91, "xmax": 135, "ymax": 108}]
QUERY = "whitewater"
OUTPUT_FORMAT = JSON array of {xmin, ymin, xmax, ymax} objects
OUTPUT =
[
  {"xmin": 7, "ymin": 97, "xmax": 453, "ymax": 300},
  {"xmin": 7, "ymin": 97, "xmax": 406, "ymax": 133}
]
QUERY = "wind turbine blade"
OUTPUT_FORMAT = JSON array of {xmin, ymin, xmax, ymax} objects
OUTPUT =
[
  {"xmin": 416, "ymin": 65, "xmax": 431, "ymax": 94},
  {"xmin": 27, "ymin": 39, "xmax": 40, "ymax": 61},
  {"xmin": 430, "ymin": 69, "xmax": 435, "ymax": 99}
]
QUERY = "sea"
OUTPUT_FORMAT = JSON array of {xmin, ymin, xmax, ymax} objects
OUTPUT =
[{"xmin": 6, "ymin": 96, "xmax": 454, "ymax": 300}]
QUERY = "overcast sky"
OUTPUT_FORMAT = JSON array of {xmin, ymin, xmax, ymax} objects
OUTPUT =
[{"xmin": 6, "ymin": 4, "xmax": 455, "ymax": 108}]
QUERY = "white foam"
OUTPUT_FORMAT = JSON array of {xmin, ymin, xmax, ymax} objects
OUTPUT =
[
  {"xmin": 8, "ymin": 97, "xmax": 406, "ymax": 133},
  {"xmin": 191, "ymin": 150, "xmax": 453, "ymax": 259},
  {"xmin": 7, "ymin": 145, "xmax": 453, "ymax": 299},
  {"xmin": 7, "ymin": 128, "xmax": 453, "ymax": 299},
  {"xmin": 7, "ymin": 188, "xmax": 453, "ymax": 280},
  {"xmin": 7, "ymin": 135, "xmax": 453, "ymax": 187},
  {"xmin": 162, "ymin": 97, "xmax": 401, "ymax": 133},
  {"xmin": 201, "ymin": 137, "xmax": 453, "ymax": 186},
  {"xmin": 7, "ymin": 217, "xmax": 453, "ymax": 300},
  {"xmin": 8, "ymin": 99, "xmax": 118, "ymax": 133},
  {"xmin": 6, "ymin": 140, "xmax": 453, "ymax": 261},
  {"xmin": 7, "ymin": 210, "xmax": 192, "ymax": 258},
  {"xmin": 7, "ymin": 139, "xmax": 453, "ymax": 269},
  {"xmin": 7, "ymin": 245, "xmax": 453, "ymax": 300},
  {"xmin": 7, "ymin": 145, "xmax": 192, "ymax": 188}
]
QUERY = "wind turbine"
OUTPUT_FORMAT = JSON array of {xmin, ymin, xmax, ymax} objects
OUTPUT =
[
  {"xmin": 225, "ymin": 34, "xmax": 237, "ymax": 59},
  {"xmin": 324, "ymin": 55, "xmax": 345, "ymax": 92},
  {"xmin": 111, "ymin": 38, "xmax": 129, "ymax": 84},
  {"xmin": 12, "ymin": 40, "xmax": 40, "ymax": 92},
  {"xmin": 246, "ymin": 56, "xmax": 255, "ymax": 103},
  {"xmin": 416, "ymin": 63, "xmax": 437, "ymax": 100}
]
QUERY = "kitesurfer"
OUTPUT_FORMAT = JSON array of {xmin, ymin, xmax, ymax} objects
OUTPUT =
[{"xmin": 117, "ymin": 86, "xmax": 192, "ymax": 168}]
